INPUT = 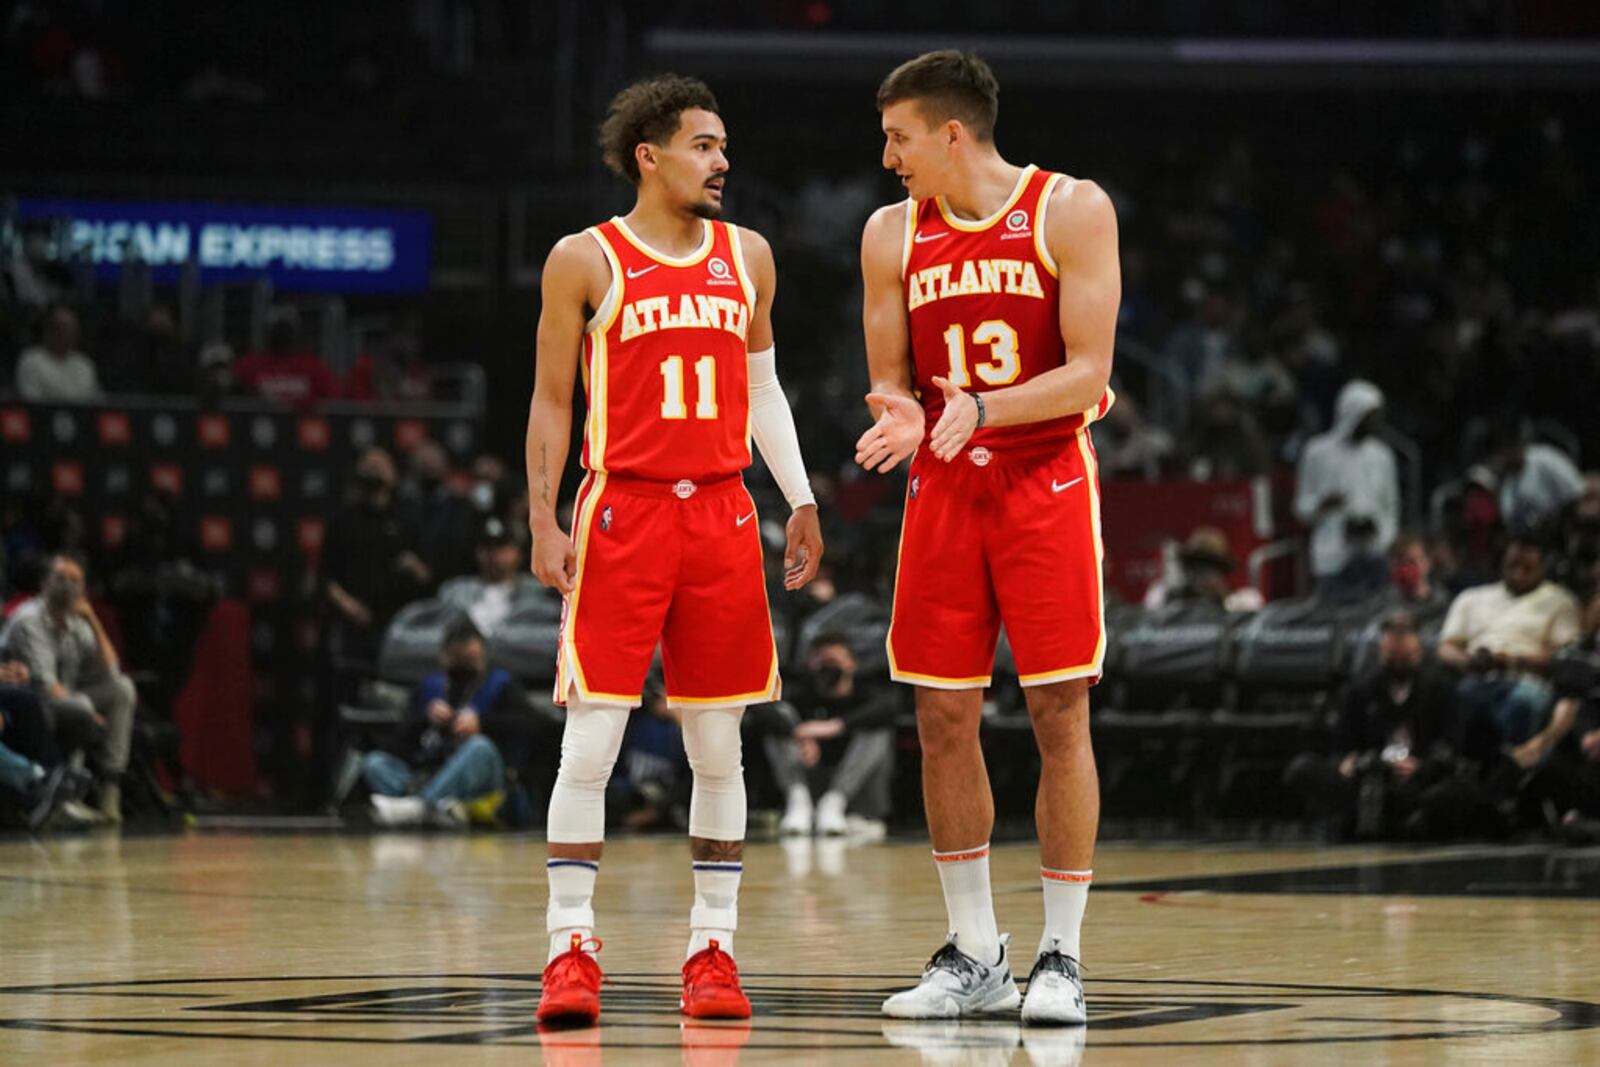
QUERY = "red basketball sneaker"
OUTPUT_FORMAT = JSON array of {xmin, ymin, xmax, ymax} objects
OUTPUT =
[
  {"xmin": 680, "ymin": 940, "xmax": 752, "ymax": 1019},
  {"xmin": 537, "ymin": 934, "xmax": 604, "ymax": 1023}
]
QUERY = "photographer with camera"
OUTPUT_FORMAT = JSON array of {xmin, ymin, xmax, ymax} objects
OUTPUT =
[{"xmin": 1284, "ymin": 610, "xmax": 1459, "ymax": 838}]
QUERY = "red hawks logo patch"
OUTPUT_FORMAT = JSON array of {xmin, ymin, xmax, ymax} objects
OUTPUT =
[
  {"xmin": 150, "ymin": 463, "xmax": 184, "ymax": 495},
  {"xmin": 199, "ymin": 414, "xmax": 231, "ymax": 449},
  {"xmin": 248, "ymin": 569, "xmax": 282, "ymax": 602},
  {"xmin": 297, "ymin": 517, "xmax": 326, "ymax": 556},
  {"xmin": 297, "ymin": 417, "xmax": 330, "ymax": 452},
  {"xmin": 97, "ymin": 412, "xmax": 131, "ymax": 446},
  {"xmin": 249, "ymin": 466, "xmax": 283, "ymax": 501},
  {"xmin": 200, "ymin": 516, "xmax": 233, "ymax": 552},
  {"xmin": 52, "ymin": 461, "xmax": 85, "ymax": 496},
  {"xmin": 393, "ymin": 419, "xmax": 428, "ymax": 454},
  {"xmin": 100, "ymin": 514, "xmax": 127, "ymax": 548},
  {"xmin": 1, "ymin": 408, "xmax": 30, "ymax": 443}
]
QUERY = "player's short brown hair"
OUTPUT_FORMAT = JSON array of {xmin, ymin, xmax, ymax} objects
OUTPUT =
[
  {"xmin": 876, "ymin": 50, "xmax": 999, "ymax": 143},
  {"xmin": 598, "ymin": 74, "xmax": 720, "ymax": 184}
]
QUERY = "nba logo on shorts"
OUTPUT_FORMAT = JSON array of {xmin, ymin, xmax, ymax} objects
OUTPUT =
[
  {"xmin": 910, "ymin": 475, "xmax": 920, "ymax": 499},
  {"xmin": 601, "ymin": 505, "xmax": 613, "ymax": 532},
  {"xmin": 968, "ymin": 446, "xmax": 993, "ymax": 467}
]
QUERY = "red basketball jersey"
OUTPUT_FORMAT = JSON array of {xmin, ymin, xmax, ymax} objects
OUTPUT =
[
  {"xmin": 581, "ymin": 217, "xmax": 755, "ymax": 482},
  {"xmin": 902, "ymin": 165, "xmax": 1113, "ymax": 452}
]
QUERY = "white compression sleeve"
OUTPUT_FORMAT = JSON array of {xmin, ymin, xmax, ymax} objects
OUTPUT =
[{"xmin": 747, "ymin": 346, "xmax": 816, "ymax": 510}]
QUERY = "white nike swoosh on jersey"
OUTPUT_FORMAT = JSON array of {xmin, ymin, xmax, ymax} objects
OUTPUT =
[
  {"xmin": 736, "ymin": 511, "xmax": 756, "ymax": 526},
  {"xmin": 1052, "ymin": 477, "xmax": 1084, "ymax": 493},
  {"xmin": 625, "ymin": 264, "xmax": 659, "ymax": 279},
  {"xmin": 913, "ymin": 231, "xmax": 950, "ymax": 244}
]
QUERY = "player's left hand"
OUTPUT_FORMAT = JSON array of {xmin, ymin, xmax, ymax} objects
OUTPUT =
[
  {"xmin": 784, "ymin": 504, "xmax": 824, "ymax": 590},
  {"xmin": 453, "ymin": 710, "xmax": 481, "ymax": 737},
  {"xmin": 928, "ymin": 376, "xmax": 980, "ymax": 462}
]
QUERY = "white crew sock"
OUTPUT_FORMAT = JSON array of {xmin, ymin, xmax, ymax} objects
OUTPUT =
[
  {"xmin": 933, "ymin": 843, "xmax": 1001, "ymax": 965},
  {"xmin": 546, "ymin": 858, "xmax": 599, "ymax": 962},
  {"xmin": 687, "ymin": 861, "xmax": 742, "ymax": 958},
  {"xmin": 1039, "ymin": 867, "xmax": 1091, "ymax": 961}
]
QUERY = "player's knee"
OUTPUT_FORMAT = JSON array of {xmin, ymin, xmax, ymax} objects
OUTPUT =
[
  {"xmin": 916, "ymin": 694, "xmax": 981, "ymax": 756},
  {"xmin": 682, "ymin": 707, "xmax": 745, "ymax": 783},
  {"xmin": 1028, "ymin": 688, "xmax": 1091, "ymax": 758},
  {"xmin": 556, "ymin": 704, "xmax": 628, "ymax": 786}
]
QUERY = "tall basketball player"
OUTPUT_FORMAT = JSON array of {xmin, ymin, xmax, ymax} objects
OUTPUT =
[
  {"xmin": 525, "ymin": 74, "xmax": 823, "ymax": 1023},
  {"xmin": 855, "ymin": 51, "xmax": 1119, "ymax": 1024}
]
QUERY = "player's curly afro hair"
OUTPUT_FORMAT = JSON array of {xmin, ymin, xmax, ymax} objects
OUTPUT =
[{"xmin": 598, "ymin": 74, "xmax": 720, "ymax": 184}]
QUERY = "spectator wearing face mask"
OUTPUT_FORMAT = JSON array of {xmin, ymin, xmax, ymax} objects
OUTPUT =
[
  {"xmin": 364, "ymin": 620, "xmax": 527, "ymax": 828},
  {"xmin": 2, "ymin": 552, "xmax": 136, "ymax": 823},
  {"xmin": 323, "ymin": 448, "xmax": 431, "ymax": 655},
  {"xmin": 396, "ymin": 439, "xmax": 478, "ymax": 584},
  {"xmin": 1374, "ymin": 533, "xmax": 1451, "ymax": 623},
  {"xmin": 769, "ymin": 633, "xmax": 897, "ymax": 836},
  {"xmin": 1294, "ymin": 379, "xmax": 1401, "ymax": 590}
]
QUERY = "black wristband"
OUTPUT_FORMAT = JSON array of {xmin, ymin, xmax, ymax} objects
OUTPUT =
[{"xmin": 973, "ymin": 392, "xmax": 986, "ymax": 428}]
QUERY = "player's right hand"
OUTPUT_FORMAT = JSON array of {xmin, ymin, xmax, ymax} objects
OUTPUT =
[
  {"xmin": 531, "ymin": 528, "xmax": 577, "ymax": 596},
  {"xmin": 856, "ymin": 392, "xmax": 926, "ymax": 473}
]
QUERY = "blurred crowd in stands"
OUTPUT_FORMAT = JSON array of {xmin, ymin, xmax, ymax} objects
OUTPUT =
[{"xmin": 4, "ymin": 5, "xmax": 1600, "ymax": 841}]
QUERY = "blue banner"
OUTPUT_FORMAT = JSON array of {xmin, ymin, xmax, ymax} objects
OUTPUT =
[{"xmin": 14, "ymin": 197, "xmax": 433, "ymax": 294}]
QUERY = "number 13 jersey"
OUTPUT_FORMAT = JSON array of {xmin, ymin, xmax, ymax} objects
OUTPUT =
[
  {"xmin": 902, "ymin": 164, "xmax": 1113, "ymax": 452},
  {"xmin": 581, "ymin": 216, "xmax": 755, "ymax": 482}
]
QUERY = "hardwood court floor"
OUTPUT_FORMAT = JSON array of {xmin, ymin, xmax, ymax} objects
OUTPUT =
[{"xmin": 2, "ymin": 832, "xmax": 1598, "ymax": 1065}]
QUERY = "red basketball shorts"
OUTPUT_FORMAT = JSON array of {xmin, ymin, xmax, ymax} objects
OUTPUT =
[
  {"xmin": 554, "ymin": 472, "xmax": 780, "ymax": 708},
  {"xmin": 887, "ymin": 434, "xmax": 1106, "ymax": 689}
]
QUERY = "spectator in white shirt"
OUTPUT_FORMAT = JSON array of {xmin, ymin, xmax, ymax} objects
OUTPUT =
[
  {"xmin": 15, "ymin": 305, "xmax": 102, "ymax": 402},
  {"xmin": 1493, "ymin": 429, "xmax": 1584, "ymax": 530},
  {"xmin": 1294, "ymin": 379, "xmax": 1401, "ymax": 587},
  {"xmin": 1439, "ymin": 535, "xmax": 1582, "ymax": 751},
  {"xmin": 437, "ymin": 517, "xmax": 549, "ymax": 638}
]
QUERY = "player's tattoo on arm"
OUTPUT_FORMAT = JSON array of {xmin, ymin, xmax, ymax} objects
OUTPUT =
[
  {"xmin": 690, "ymin": 838, "xmax": 745, "ymax": 863},
  {"xmin": 539, "ymin": 443, "xmax": 551, "ymax": 507}
]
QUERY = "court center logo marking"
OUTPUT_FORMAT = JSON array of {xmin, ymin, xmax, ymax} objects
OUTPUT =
[{"xmin": 2, "ymin": 973, "xmax": 1596, "ymax": 1051}]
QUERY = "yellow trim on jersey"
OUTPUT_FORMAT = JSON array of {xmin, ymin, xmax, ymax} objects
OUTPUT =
[
  {"xmin": 610, "ymin": 216, "xmax": 715, "ymax": 267},
  {"xmin": 1080, "ymin": 384, "xmax": 1118, "ymax": 427},
  {"xmin": 583, "ymin": 228, "xmax": 627, "ymax": 473},
  {"xmin": 725, "ymin": 223, "xmax": 758, "ymax": 308},
  {"xmin": 935, "ymin": 164, "xmax": 1038, "ymax": 233},
  {"xmin": 1004, "ymin": 433, "xmax": 1107, "ymax": 685},
  {"xmin": 583, "ymin": 227, "xmax": 624, "ymax": 333},
  {"xmin": 1017, "ymin": 665, "xmax": 1102, "ymax": 686},
  {"xmin": 899, "ymin": 197, "xmax": 918, "ymax": 280},
  {"xmin": 888, "ymin": 664, "xmax": 994, "ymax": 689},
  {"xmin": 558, "ymin": 472, "xmax": 610, "ymax": 702},
  {"xmin": 885, "ymin": 464, "xmax": 995, "ymax": 690},
  {"xmin": 1033, "ymin": 172, "xmax": 1066, "ymax": 279}
]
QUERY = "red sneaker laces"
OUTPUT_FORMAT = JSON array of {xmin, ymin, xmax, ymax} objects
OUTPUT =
[
  {"xmin": 545, "ymin": 934, "xmax": 603, "ymax": 988},
  {"xmin": 684, "ymin": 940, "xmax": 740, "ymax": 987}
]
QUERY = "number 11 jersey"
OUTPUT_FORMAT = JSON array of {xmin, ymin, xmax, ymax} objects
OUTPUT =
[{"xmin": 581, "ymin": 216, "xmax": 756, "ymax": 482}]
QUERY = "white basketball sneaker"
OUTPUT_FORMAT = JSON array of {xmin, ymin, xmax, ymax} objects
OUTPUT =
[
  {"xmin": 881, "ymin": 933, "xmax": 1022, "ymax": 1019},
  {"xmin": 1019, "ymin": 939, "xmax": 1086, "ymax": 1025}
]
